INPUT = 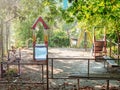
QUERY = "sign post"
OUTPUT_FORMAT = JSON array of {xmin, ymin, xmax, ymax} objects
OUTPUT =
[{"xmin": 32, "ymin": 16, "xmax": 49, "ymax": 90}]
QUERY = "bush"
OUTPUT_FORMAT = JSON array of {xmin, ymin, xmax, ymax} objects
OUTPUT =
[{"xmin": 49, "ymin": 30, "xmax": 70, "ymax": 47}]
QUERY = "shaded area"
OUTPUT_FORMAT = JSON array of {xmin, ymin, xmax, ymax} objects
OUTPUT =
[{"xmin": 0, "ymin": 48, "xmax": 120, "ymax": 90}]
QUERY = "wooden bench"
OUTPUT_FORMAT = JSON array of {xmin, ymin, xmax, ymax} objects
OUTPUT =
[{"xmin": 103, "ymin": 56, "xmax": 119, "ymax": 70}]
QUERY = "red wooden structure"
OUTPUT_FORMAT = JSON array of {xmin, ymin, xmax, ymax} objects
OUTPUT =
[
  {"xmin": 32, "ymin": 16, "xmax": 49, "ymax": 47},
  {"xmin": 32, "ymin": 16, "xmax": 49, "ymax": 90},
  {"xmin": 93, "ymin": 26, "xmax": 107, "ymax": 60},
  {"xmin": 32, "ymin": 16, "xmax": 49, "ymax": 62},
  {"xmin": 32, "ymin": 17, "xmax": 49, "ymax": 29}
]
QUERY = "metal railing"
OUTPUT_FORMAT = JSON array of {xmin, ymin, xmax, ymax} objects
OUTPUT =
[
  {"xmin": 48, "ymin": 57, "xmax": 120, "ymax": 90},
  {"xmin": 107, "ymin": 39, "xmax": 120, "ymax": 66},
  {"xmin": 0, "ymin": 57, "xmax": 120, "ymax": 90}
]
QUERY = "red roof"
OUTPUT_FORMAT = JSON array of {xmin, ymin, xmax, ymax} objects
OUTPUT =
[{"xmin": 32, "ymin": 17, "xmax": 49, "ymax": 30}]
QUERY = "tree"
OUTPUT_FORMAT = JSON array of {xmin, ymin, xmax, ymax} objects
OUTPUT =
[
  {"xmin": 61, "ymin": 0, "xmax": 120, "ymax": 42},
  {"xmin": 13, "ymin": 0, "xmax": 69, "ymax": 47},
  {"xmin": 0, "ymin": 0, "xmax": 19, "ymax": 60},
  {"xmin": 12, "ymin": 0, "xmax": 120, "ymax": 47}
]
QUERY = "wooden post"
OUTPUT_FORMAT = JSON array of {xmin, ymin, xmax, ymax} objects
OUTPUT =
[
  {"xmin": 46, "ymin": 46, "xmax": 49, "ymax": 90},
  {"xmin": 32, "ymin": 16, "xmax": 49, "ymax": 90},
  {"xmin": 106, "ymin": 80, "xmax": 109, "ymax": 90},
  {"xmin": 32, "ymin": 30, "xmax": 36, "ymax": 61},
  {"xmin": 117, "ymin": 31, "xmax": 120, "ymax": 66},
  {"xmin": 84, "ymin": 30, "xmax": 87, "ymax": 51},
  {"xmin": 77, "ymin": 79, "xmax": 80, "ymax": 90},
  {"xmin": 109, "ymin": 39, "xmax": 112, "ymax": 57}
]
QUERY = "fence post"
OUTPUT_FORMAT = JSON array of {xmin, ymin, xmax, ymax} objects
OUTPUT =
[
  {"xmin": 88, "ymin": 59, "xmax": 90, "ymax": 77},
  {"xmin": 109, "ymin": 39, "xmax": 112, "ymax": 57},
  {"xmin": 51, "ymin": 58, "xmax": 53, "ymax": 79},
  {"xmin": 118, "ymin": 31, "xmax": 120, "ymax": 65},
  {"xmin": 106, "ymin": 80, "xmax": 109, "ymax": 90}
]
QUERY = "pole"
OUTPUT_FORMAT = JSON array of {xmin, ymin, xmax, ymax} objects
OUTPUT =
[
  {"xmin": 88, "ymin": 59, "xmax": 90, "ymax": 77},
  {"xmin": 33, "ymin": 30, "xmax": 36, "ymax": 61},
  {"xmin": 109, "ymin": 39, "xmax": 112, "ymax": 57},
  {"xmin": 106, "ymin": 80, "xmax": 109, "ymax": 90},
  {"xmin": 84, "ymin": 30, "xmax": 87, "ymax": 51},
  {"xmin": 46, "ymin": 46, "xmax": 49, "ymax": 90},
  {"xmin": 117, "ymin": 31, "xmax": 120, "ymax": 66}
]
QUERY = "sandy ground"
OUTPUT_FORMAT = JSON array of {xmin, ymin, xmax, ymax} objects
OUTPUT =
[{"xmin": 1, "ymin": 47, "xmax": 120, "ymax": 90}]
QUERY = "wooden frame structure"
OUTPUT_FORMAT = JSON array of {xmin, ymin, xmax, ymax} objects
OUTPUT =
[
  {"xmin": 93, "ymin": 26, "xmax": 107, "ymax": 60},
  {"xmin": 31, "ymin": 16, "xmax": 49, "ymax": 90}
]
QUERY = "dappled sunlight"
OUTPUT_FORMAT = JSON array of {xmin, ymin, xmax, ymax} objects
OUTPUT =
[
  {"xmin": 63, "ymin": 66, "xmax": 71, "ymax": 69},
  {"xmin": 1, "ymin": 0, "xmax": 120, "ymax": 89},
  {"xmin": 57, "ymin": 60, "xmax": 76, "ymax": 64},
  {"xmin": 93, "ymin": 66, "xmax": 103, "ymax": 69},
  {"xmin": 23, "ymin": 65, "xmax": 40, "ymax": 71},
  {"xmin": 49, "ymin": 48, "xmax": 92, "ymax": 58},
  {"xmin": 1, "ymin": 47, "xmax": 119, "ymax": 90},
  {"xmin": 53, "ymin": 68, "xmax": 63, "ymax": 74},
  {"xmin": 48, "ymin": 65, "xmax": 64, "ymax": 74},
  {"xmin": 55, "ymin": 60, "xmax": 88, "ymax": 65}
]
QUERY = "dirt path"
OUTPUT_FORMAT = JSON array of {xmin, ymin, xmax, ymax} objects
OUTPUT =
[
  {"xmin": 1, "ymin": 48, "xmax": 119, "ymax": 90},
  {"xmin": 20, "ymin": 48, "xmax": 120, "ymax": 90}
]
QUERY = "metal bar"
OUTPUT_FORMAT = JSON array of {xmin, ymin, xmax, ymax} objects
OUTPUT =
[
  {"xmin": 49, "ymin": 77, "xmax": 71, "ymax": 79},
  {"xmin": 106, "ymin": 80, "xmax": 109, "ymax": 90},
  {"xmin": 50, "ymin": 76, "xmax": 120, "ymax": 80},
  {"xmin": 2, "ymin": 62, "xmax": 47, "ymax": 65},
  {"xmin": 77, "ymin": 79, "xmax": 80, "ymax": 90},
  {"xmin": 18, "ymin": 60, "xmax": 20, "ymax": 75},
  {"xmin": 0, "ymin": 81, "xmax": 47, "ymax": 84},
  {"xmin": 0, "ymin": 62, "xmax": 3, "ymax": 78},
  {"xmin": 88, "ymin": 59, "xmax": 90, "ymax": 77},
  {"xmin": 42, "ymin": 65, "xmax": 45, "ymax": 90},
  {"xmin": 68, "ymin": 77, "xmax": 120, "ymax": 80},
  {"xmin": 2, "ymin": 57, "xmax": 119, "ymax": 65},
  {"xmin": 48, "ymin": 57, "xmax": 94, "ymax": 60},
  {"xmin": 51, "ymin": 59, "xmax": 53, "ymax": 78},
  {"xmin": 42, "ymin": 65, "xmax": 44, "ymax": 81},
  {"xmin": 46, "ymin": 54, "xmax": 49, "ymax": 90}
]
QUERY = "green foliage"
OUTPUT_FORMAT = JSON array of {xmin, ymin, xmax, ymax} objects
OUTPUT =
[
  {"xmin": 49, "ymin": 30, "xmax": 70, "ymax": 47},
  {"xmin": 12, "ymin": 0, "xmax": 120, "ymax": 47},
  {"xmin": 4, "ymin": 68, "xmax": 18, "ymax": 77},
  {"xmin": 62, "ymin": 0, "xmax": 120, "ymax": 43},
  {"xmin": 13, "ymin": 0, "xmax": 58, "ymax": 47}
]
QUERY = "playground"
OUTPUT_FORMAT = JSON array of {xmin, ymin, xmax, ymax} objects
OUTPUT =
[
  {"xmin": 0, "ymin": 47, "xmax": 120, "ymax": 90},
  {"xmin": 0, "ymin": 1, "xmax": 120, "ymax": 89},
  {"xmin": 0, "ymin": 17, "xmax": 120, "ymax": 90}
]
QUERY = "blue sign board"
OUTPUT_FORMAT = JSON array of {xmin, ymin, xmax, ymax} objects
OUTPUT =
[{"xmin": 35, "ymin": 44, "xmax": 47, "ymax": 61}]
